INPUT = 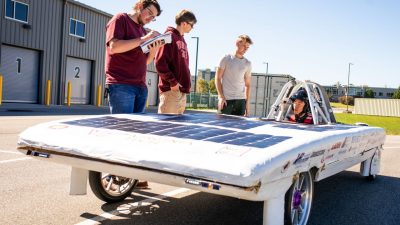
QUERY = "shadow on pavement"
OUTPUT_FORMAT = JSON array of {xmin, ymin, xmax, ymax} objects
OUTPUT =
[{"xmin": 81, "ymin": 171, "xmax": 400, "ymax": 225}]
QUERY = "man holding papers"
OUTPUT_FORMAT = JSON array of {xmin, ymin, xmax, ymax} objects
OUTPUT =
[
  {"xmin": 105, "ymin": 0, "xmax": 164, "ymax": 189},
  {"xmin": 105, "ymin": 0, "xmax": 164, "ymax": 114},
  {"xmin": 155, "ymin": 10, "xmax": 197, "ymax": 114}
]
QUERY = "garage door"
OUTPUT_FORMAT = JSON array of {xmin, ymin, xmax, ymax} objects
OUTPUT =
[
  {"xmin": 65, "ymin": 57, "xmax": 91, "ymax": 104},
  {"xmin": 146, "ymin": 71, "xmax": 158, "ymax": 106},
  {"xmin": 0, "ymin": 45, "xmax": 39, "ymax": 103}
]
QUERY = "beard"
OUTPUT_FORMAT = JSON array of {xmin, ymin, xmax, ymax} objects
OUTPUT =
[{"xmin": 138, "ymin": 14, "xmax": 145, "ymax": 25}]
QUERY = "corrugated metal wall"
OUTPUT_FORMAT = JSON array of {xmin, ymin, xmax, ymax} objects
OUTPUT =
[
  {"xmin": 0, "ymin": 0, "xmax": 112, "ymax": 105},
  {"xmin": 249, "ymin": 74, "xmax": 292, "ymax": 117},
  {"xmin": 354, "ymin": 98, "xmax": 400, "ymax": 117},
  {"xmin": 61, "ymin": 1, "xmax": 111, "ymax": 104},
  {"xmin": 0, "ymin": 0, "xmax": 63, "ymax": 104}
]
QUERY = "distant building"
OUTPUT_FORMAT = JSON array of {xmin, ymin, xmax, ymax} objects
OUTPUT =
[
  {"xmin": 0, "ymin": 0, "xmax": 158, "ymax": 106},
  {"xmin": 323, "ymin": 84, "xmax": 396, "ymax": 101},
  {"xmin": 197, "ymin": 68, "xmax": 216, "ymax": 81}
]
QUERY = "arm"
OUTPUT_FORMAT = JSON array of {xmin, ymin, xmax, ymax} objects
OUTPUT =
[
  {"xmin": 108, "ymin": 30, "xmax": 160, "ymax": 54},
  {"xmin": 244, "ymin": 71, "xmax": 251, "ymax": 117},
  {"xmin": 215, "ymin": 67, "xmax": 227, "ymax": 110},
  {"xmin": 155, "ymin": 43, "xmax": 179, "ymax": 89}
]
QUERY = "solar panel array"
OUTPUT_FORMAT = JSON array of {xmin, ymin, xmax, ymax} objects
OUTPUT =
[
  {"xmin": 63, "ymin": 115, "xmax": 291, "ymax": 149},
  {"xmin": 161, "ymin": 114, "xmax": 265, "ymax": 130}
]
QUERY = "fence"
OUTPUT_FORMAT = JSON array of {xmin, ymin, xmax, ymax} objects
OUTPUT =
[
  {"xmin": 354, "ymin": 98, "xmax": 400, "ymax": 117},
  {"xmin": 187, "ymin": 92, "xmax": 218, "ymax": 109}
]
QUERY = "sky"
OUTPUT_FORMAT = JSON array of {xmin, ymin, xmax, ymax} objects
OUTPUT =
[{"xmin": 77, "ymin": 0, "xmax": 400, "ymax": 88}]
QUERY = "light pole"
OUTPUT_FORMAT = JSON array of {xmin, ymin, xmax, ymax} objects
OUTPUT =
[
  {"xmin": 346, "ymin": 62, "xmax": 354, "ymax": 112},
  {"xmin": 263, "ymin": 61, "xmax": 269, "ymax": 75},
  {"xmin": 191, "ymin": 37, "xmax": 199, "ymax": 94}
]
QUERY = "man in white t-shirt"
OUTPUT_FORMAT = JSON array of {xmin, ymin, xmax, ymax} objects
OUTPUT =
[{"xmin": 215, "ymin": 35, "xmax": 253, "ymax": 116}]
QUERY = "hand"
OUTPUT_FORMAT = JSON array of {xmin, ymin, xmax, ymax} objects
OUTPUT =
[
  {"xmin": 244, "ymin": 108, "xmax": 250, "ymax": 117},
  {"xmin": 171, "ymin": 83, "xmax": 182, "ymax": 91},
  {"xmin": 218, "ymin": 97, "xmax": 227, "ymax": 111},
  {"xmin": 244, "ymin": 104, "xmax": 250, "ymax": 117},
  {"xmin": 148, "ymin": 40, "xmax": 165, "ymax": 55},
  {"xmin": 143, "ymin": 30, "xmax": 161, "ymax": 41}
]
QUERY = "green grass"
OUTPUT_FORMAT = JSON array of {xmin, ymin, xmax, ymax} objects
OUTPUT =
[
  {"xmin": 334, "ymin": 113, "xmax": 400, "ymax": 135},
  {"xmin": 330, "ymin": 102, "xmax": 353, "ymax": 109}
]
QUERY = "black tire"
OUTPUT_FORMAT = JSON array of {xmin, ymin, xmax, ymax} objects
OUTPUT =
[
  {"xmin": 284, "ymin": 171, "xmax": 314, "ymax": 225},
  {"xmin": 88, "ymin": 171, "xmax": 138, "ymax": 203},
  {"xmin": 367, "ymin": 174, "xmax": 376, "ymax": 181}
]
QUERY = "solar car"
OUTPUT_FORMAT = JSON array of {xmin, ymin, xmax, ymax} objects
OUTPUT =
[{"xmin": 18, "ymin": 80, "xmax": 385, "ymax": 225}]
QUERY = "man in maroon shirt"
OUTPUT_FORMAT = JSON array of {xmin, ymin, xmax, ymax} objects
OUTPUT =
[
  {"xmin": 155, "ymin": 10, "xmax": 197, "ymax": 114},
  {"xmin": 105, "ymin": 0, "xmax": 163, "ymax": 114},
  {"xmin": 105, "ymin": 0, "xmax": 163, "ymax": 189}
]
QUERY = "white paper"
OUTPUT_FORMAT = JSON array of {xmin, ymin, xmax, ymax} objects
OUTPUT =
[{"xmin": 140, "ymin": 33, "xmax": 172, "ymax": 53}]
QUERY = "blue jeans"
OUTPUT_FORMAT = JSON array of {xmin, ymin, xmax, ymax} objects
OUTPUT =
[{"xmin": 108, "ymin": 84, "xmax": 148, "ymax": 114}]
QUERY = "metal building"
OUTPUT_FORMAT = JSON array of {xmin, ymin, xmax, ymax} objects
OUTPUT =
[
  {"xmin": 0, "ymin": 0, "xmax": 159, "ymax": 106},
  {"xmin": 250, "ymin": 73, "xmax": 293, "ymax": 117}
]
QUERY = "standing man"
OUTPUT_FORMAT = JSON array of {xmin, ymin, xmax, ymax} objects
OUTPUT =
[
  {"xmin": 105, "ymin": 0, "xmax": 164, "ymax": 114},
  {"xmin": 215, "ymin": 35, "xmax": 253, "ymax": 116},
  {"xmin": 105, "ymin": 0, "xmax": 163, "ymax": 189},
  {"xmin": 155, "ymin": 9, "xmax": 197, "ymax": 114}
]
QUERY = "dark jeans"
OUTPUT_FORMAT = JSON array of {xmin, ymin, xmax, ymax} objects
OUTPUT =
[
  {"xmin": 108, "ymin": 84, "xmax": 148, "ymax": 114},
  {"xmin": 220, "ymin": 99, "xmax": 246, "ymax": 116}
]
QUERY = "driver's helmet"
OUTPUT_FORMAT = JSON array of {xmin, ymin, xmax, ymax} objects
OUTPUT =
[{"xmin": 290, "ymin": 88, "xmax": 308, "ymax": 102}]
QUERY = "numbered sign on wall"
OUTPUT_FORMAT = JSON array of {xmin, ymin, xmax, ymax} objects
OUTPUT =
[{"xmin": 65, "ymin": 57, "xmax": 92, "ymax": 104}]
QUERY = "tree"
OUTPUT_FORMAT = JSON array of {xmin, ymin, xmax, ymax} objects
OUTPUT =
[
  {"xmin": 393, "ymin": 86, "xmax": 400, "ymax": 99},
  {"xmin": 339, "ymin": 96, "xmax": 354, "ymax": 105},
  {"xmin": 364, "ymin": 88, "xmax": 374, "ymax": 98},
  {"xmin": 208, "ymin": 79, "xmax": 217, "ymax": 94},
  {"xmin": 197, "ymin": 79, "xmax": 209, "ymax": 93}
]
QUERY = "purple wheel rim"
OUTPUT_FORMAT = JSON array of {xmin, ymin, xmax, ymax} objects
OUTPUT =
[{"xmin": 293, "ymin": 189, "xmax": 302, "ymax": 209}]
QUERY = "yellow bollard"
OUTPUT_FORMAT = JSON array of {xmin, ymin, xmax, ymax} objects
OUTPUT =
[
  {"xmin": 97, "ymin": 85, "xmax": 102, "ymax": 107},
  {"xmin": 66, "ymin": 81, "xmax": 71, "ymax": 107},
  {"xmin": 45, "ymin": 80, "xmax": 51, "ymax": 106},
  {"xmin": 0, "ymin": 75, "xmax": 3, "ymax": 106}
]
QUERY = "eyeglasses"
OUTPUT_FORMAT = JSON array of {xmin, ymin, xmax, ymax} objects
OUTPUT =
[
  {"xmin": 187, "ymin": 21, "xmax": 195, "ymax": 28},
  {"xmin": 145, "ymin": 7, "xmax": 157, "ymax": 21}
]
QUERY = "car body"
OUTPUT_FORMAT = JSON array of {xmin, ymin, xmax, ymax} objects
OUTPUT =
[{"xmin": 17, "ymin": 80, "xmax": 385, "ymax": 225}]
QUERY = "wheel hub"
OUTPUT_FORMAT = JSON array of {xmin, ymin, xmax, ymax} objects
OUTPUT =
[{"xmin": 293, "ymin": 189, "xmax": 302, "ymax": 209}]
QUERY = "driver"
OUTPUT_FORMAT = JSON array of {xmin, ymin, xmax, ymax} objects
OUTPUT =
[{"xmin": 287, "ymin": 88, "xmax": 313, "ymax": 124}]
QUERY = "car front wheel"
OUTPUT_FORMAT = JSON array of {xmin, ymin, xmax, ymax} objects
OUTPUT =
[
  {"xmin": 284, "ymin": 171, "xmax": 314, "ymax": 225},
  {"xmin": 88, "ymin": 171, "xmax": 138, "ymax": 203}
]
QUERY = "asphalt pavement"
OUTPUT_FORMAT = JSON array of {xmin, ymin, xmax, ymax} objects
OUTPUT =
[{"xmin": 0, "ymin": 102, "xmax": 121, "ymax": 116}]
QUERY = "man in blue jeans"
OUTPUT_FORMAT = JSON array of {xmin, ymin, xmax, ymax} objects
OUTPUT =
[
  {"xmin": 105, "ymin": 0, "xmax": 164, "ymax": 188},
  {"xmin": 105, "ymin": 0, "xmax": 164, "ymax": 114}
]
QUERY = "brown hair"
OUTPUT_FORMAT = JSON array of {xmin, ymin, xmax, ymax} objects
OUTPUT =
[
  {"xmin": 140, "ymin": 0, "xmax": 162, "ymax": 16},
  {"xmin": 237, "ymin": 34, "xmax": 253, "ymax": 45},
  {"xmin": 175, "ymin": 9, "xmax": 197, "ymax": 25}
]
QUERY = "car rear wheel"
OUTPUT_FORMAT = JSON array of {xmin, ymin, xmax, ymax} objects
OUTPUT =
[
  {"xmin": 284, "ymin": 171, "xmax": 314, "ymax": 225},
  {"xmin": 88, "ymin": 171, "xmax": 138, "ymax": 203}
]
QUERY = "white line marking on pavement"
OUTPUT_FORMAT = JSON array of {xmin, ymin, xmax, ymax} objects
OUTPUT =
[
  {"xmin": 0, "ymin": 157, "xmax": 31, "ymax": 164},
  {"xmin": 0, "ymin": 150, "xmax": 25, "ymax": 155},
  {"xmin": 75, "ymin": 188, "xmax": 190, "ymax": 225}
]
